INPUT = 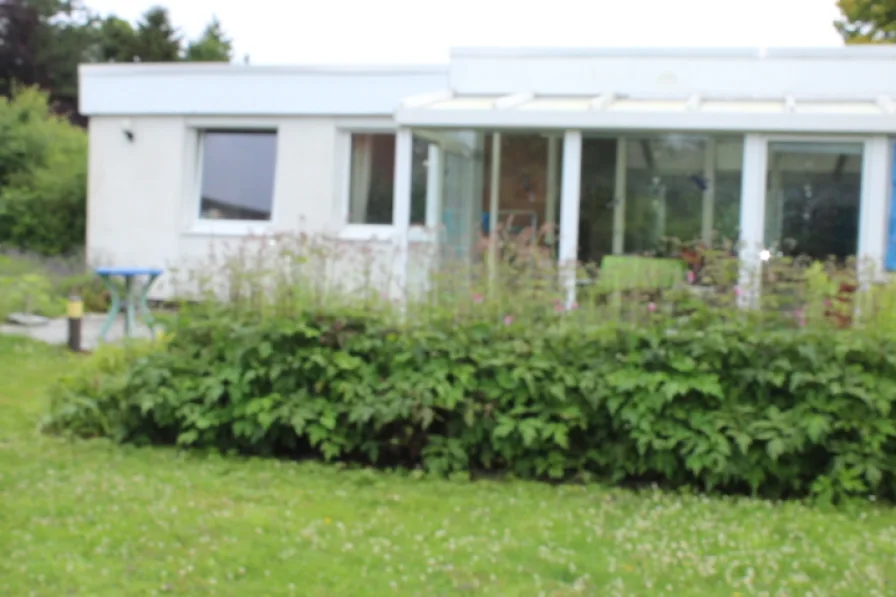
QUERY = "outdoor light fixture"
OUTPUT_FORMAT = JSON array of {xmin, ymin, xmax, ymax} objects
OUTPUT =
[
  {"xmin": 121, "ymin": 119, "xmax": 134, "ymax": 142},
  {"xmin": 759, "ymin": 249, "xmax": 772, "ymax": 262}
]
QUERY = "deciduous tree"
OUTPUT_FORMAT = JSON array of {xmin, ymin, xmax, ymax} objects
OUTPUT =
[{"xmin": 835, "ymin": 0, "xmax": 896, "ymax": 43}]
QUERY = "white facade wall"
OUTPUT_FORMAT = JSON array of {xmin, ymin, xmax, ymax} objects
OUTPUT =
[{"xmin": 81, "ymin": 66, "xmax": 448, "ymax": 300}]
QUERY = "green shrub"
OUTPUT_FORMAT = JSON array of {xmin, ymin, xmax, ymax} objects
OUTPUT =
[
  {"xmin": 42, "ymin": 338, "xmax": 169, "ymax": 440},
  {"xmin": 53, "ymin": 272, "xmax": 111, "ymax": 312},
  {"xmin": 0, "ymin": 253, "xmax": 111, "ymax": 320},
  {"xmin": 44, "ymin": 301, "xmax": 896, "ymax": 504},
  {"xmin": 0, "ymin": 87, "xmax": 87, "ymax": 256},
  {"xmin": 0, "ymin": 271, "xmax": 64, "ymax": 320}
]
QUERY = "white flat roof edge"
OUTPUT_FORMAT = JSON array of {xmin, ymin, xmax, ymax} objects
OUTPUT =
[
  {"xmin": 450, "ymin": 46, "xmax": 896, "ymax": 60},
  {"xmin": 396, "ymin": 108, "xmax": 896, "ymax": 134},
  {"xmin": 79, "ymin": 63, "xmax": 449, "ymax": 77}
]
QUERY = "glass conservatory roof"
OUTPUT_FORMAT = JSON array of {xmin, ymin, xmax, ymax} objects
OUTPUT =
[{"xmin": 396, "ymin": 92, "xmax": 896, "ymax": 133}]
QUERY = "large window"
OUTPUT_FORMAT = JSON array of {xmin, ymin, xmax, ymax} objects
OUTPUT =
[
  {"xmin": 347, "ymin": 133, "xmax": 429, "ymax": 225},
  {"xmin": 764, "ymin": 142, "xmax": 863, "ymax": 261},
  {"xmin": 198, "ymin": 131, "xmax": 278, "ymax": 221},
  {"xmin": 578, "ymin": 135, "xmax": 743, "ymax": 263}
]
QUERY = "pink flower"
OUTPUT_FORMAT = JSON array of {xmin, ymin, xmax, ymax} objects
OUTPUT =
[
  {"xmin": 570, "ymin": 302, "xmax": 579, "ymax": 310},
  {"xmin": 733, "ymin": 286, "xmax": 743, "ymax": 297},
  {"xmin": 794, "ymin": 308, "xmax": 806, "ymax": 327},
  {"xmin": 648, "ymin": 302, "xmax": 657, "ymax": 313},
  {"xmin": 554, "ymin": 303, "xmax": 565, "ymax": 313},
  {"xmin": 503, "ymin": 315, "xmax": 513, "ymax": 325},
  {"xmin": 687, "ymin": 270, "xmax": 696, "ymax": 284},
  {"xmin": 473, "ymin": 293, "xmax": 484, "ymax": 304},
  {"xmin": 824, "ymin": 299, "xmax": 832, "ymax": 308}
]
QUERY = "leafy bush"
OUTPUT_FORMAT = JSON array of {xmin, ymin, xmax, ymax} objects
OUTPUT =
[
  {"xmin": 41, "ymin": 233, "xmax": 896, "ymax": 504},
  {"xmin": 42, "ymin": 338, "xmax": 169, "ymax": 439},
  {"xmin": 0, "ymin": 252, "xmax": 110, "ymax": 320},
  {"xmin": 0, "ymin": 271, "xmax": 64, "ymax": 319},
  {"xmin": 0, "ymin": 87, "xmax": 87, "ymax": 255},
  {"xmin": 43, "ymin": 300, "xmax": 896, "ymax": 504}
]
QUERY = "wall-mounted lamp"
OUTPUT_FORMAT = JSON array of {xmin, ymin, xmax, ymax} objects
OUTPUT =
[{"xmin": 121, "ymin": 118, "xmax": 134, "ymax": 142}]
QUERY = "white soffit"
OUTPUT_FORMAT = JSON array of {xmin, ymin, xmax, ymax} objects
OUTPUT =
[{"xmin": 396, "ymin": 92, "xmax": 896, "ymax": 133}]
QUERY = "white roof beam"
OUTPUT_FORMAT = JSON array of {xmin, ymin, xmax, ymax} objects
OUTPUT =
[
  {"xmin": 685, "ymin": 94, "xmax": 702, "ymax": 111},
  {"xmin": 589, "ymin": 93, "xmax": 615, "ymax": 110},
  {"xmin": 784, "ymin": 96, "xmax": 796, "ymax": 112},
  {"xmin": 877, "ymin": 95, "xmax": 896, "ymax": 114},
  {"xmin": 493, "ymin": 92, "xmax": 533, "ymax": 109},
  {"xmin": 401, "ymin": 89, "xmax": 453, "ymax": 109}
]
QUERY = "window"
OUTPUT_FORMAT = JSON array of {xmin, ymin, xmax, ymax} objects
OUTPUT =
[
  {"xmin": 347, "ymin": 132, "xmax": 429, "ymax": 225},
  {"xmin": 764, "ymin": 142, "xmax": 863, "ymax": 261},
  {"xmin": 198, "ymin": 131, "xmax": 278, "ymax": 221},
  {"xmin": 578, "ymin": 135, "xmax": 743, "ymax": 263}
]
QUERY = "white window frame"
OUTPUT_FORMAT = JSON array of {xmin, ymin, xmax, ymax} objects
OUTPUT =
[
  {"xmin": 737, "ymin": 133, "xmax": 887, "ymax": 305},
  {"xmin": 336, "ymin": 122, "xmax": 434, "ymax": 243},
  {"xmin": 183, "ymin": 119, "xmax": 280, "ymax": 237}
]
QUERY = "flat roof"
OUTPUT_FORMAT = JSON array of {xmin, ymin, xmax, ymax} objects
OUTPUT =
[{"xmin": 451, "ymin": 46, "xmax": 896, "ymax": 59}]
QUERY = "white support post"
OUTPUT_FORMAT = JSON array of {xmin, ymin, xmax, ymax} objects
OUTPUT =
[
  {"xmin": 737, "ymin": 134, "xmax": 768, "ymax": 309},
  {"xmin": 464, "ymin": 132, "xmax": 485, "ymax": 263},
  {"xmin": 546, "ymin": 135, "xmax": 561, "ymax": 248},
  {"xmin": 392, "ymin": 128, "xmax": 414, "ymax": 302},
  {"xmin": 488, "ymin": 132, "xmax": 502, "ymax": 283},
  {"xmin": 702, "ymin": 138, "xmax": 716, "ymax": 246},
  {"xmin": 559, "ymin": 130, "xmax": 583, "ymax": 307},
  {"xmin": 858, "ymin": 136, "xmax": 889, "ymax": 286},
  {"xmin": 612, "ymin": 137, "xmax": 627, "ymax": 255}
]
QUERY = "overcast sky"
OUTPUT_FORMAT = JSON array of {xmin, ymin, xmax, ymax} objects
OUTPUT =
[{"xmin": 85, "ymin": 0, "xmax": 845, "ymax": 65}]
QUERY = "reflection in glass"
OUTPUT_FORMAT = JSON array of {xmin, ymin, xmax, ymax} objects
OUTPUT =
[
  {"xmin": 578, "ymin": 135, "xmax": 743, "ymax": 263},
  {"xmin": 764, "ymin": 142, "xmax": 862, "ymax": 261},
  {"xmin": 348, "ymin": 133, "xmax": 429, "ymax": 225},
  {"xmin": 199, "ymin": 131, "xmax": 278, "ymax": 221}
]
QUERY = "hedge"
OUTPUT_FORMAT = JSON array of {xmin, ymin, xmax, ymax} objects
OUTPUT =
[{"xmin": 43, "ymin": 303, "xmax": 896, "ymax": 504}]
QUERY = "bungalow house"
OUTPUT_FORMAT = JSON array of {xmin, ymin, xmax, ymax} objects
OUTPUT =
[{"xmin": 78, "ymin": 47, "xmax": 896, "ymax": 303}]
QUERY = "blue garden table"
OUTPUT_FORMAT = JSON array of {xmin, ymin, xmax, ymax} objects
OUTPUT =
[{"xmin": 95, "ymin": 267, "xmax": 163, "ymax": 342}]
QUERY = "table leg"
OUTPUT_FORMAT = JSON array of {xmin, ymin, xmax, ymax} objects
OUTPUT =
[
  {"xmin": 98, "ymin": 275, "xmax": 121, "ymax": 343},
  {"xmin": 138, "ymin": 274, "xmax": 160, "ymax": 334},
  {"xmin": 124, "ymin": 276, "xmax": 136, "ymax": 338}
]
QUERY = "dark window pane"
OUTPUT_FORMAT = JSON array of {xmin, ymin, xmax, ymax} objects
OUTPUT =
[
  {"xmin": 348, "ymin": 133, "xmax": 429, "ymax": 225},
  {"xmin": 410, "ymin": 137, "xmax": 429, "ymax": 225},
  {"xmin": 765, "ymin": 142, "xmax": 862, "ymax": 261},
  {"xmin": 199, "ymin": 131, "xmax": 277, "ymax": 221}
]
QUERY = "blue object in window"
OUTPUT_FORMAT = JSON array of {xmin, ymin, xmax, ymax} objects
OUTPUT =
[{"xmin": 887, "ymin": 141, "xmax": 896, "ymax": 271}]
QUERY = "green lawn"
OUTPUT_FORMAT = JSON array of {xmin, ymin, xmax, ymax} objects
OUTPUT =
[{"xmin": 1, "ymin": 337, "xmax": 894, "ymax": 597}]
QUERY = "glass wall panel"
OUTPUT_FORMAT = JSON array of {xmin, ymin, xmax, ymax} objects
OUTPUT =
[
  {"xmin": 416, "ymin": 129, "xmax": 563, "ymax": 268},
  {"xmin": 578, "ymin": 135, "xmax": 743, "ymax": 264},
  {"xmin": 764, "ymin": 142, "xmax": 862, "ymax": 261}
]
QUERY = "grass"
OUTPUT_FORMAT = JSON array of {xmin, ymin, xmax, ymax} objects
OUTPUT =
[{"xmin": 1, "ymin": 336, "xmax": 895, "ymax": 596}]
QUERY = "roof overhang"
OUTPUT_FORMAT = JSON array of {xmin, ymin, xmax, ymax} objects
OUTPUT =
[
  {"xmin": 396, "ymin": 92, "xmax": 896, "ymax": 134},
  {"xmin": 79, "ymin": 63, "xmax": 449, "ymax": 117}
]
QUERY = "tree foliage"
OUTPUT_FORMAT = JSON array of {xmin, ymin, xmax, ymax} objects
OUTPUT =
[
  {"xmin": 835, "ymin": 0, "xmax": 896, "ymax": 43},
  {"xmin": 0, "ymin": 0, "xmax": 96, "ymax": 118},
  {"xmin": 0, "ymin": 1, "xmax": 235, "ymax": 119},
  {"xmin": 0, "ymin": 87, "xmax": 87, "ymax": 255},
  {"xmin": 184, "ymin": 16, "xmax": 232, "ymax": 62}
]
